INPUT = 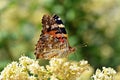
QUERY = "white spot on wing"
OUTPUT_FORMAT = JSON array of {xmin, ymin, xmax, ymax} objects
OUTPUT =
[
  {"xmin": 58, "ymin": 24, "xmax": 64, "ymax": 28},
  {"xmin": 58, "ymin": 18, "xmax": 61, "ymax": 20}
]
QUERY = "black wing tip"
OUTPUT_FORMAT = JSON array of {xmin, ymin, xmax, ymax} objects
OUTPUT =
[
  {"xmin": 52, "ymin": 14, "xmax": 63, "ymax": 24},
  {"xmin": 52, "ymin": 14, "xmax": 59, "ymax": 18}
]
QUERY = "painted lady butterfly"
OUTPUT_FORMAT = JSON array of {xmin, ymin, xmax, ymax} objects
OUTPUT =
[{"xmin": 35, "ymin": 14, "xmax": 75, "ymax": 59}]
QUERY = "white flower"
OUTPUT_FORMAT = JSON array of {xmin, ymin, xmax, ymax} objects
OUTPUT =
[
  {"xmin": 28, "ymin": 76, "xmax": 37, "ymax": 80},
  {"xmin": 19, "ymin": 56, "xmax": 35, "ymax": 67},
  {"xmin": 0, "ymin": 62, "xmax": 29, "ymax": 80},
  {"xmin": 92, "ymin": 67, "xmax": 116, "ymax": 80},
  {"xmin": 47, "ymin": 58, "xmax": 89, "ymax": 80},
  {"xmin": 79, "ymin": 60, "xmax": 88, "ymax": 65},
  {"xmin": 50, "ymin": 75, "xmax": 59, "ymax": 80},
  {"xmin": 27, "ymin": 60, "xmax": 40, "ymax": 74},
  {"xmin": 0, "ymin": 75, "xmax": 3, "ymax": 80},
  {"xmin": 0, "ymin": 56, "xmax": 90, "ymax": 80}
]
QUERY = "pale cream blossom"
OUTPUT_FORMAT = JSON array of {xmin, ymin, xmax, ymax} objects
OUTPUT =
[
  {"xmin": 0, "ymin": 56, "xmax": 90, "ymax": 80},
  {"xmin": 92, "ymin": 67, "xmax": 116, "ymax": 80},
  {"xmin": 19, "ymin": 56, "xmax": 35, "ymax": 67},
  {"xmin": 28, "ymin": 76, "xmax": 37, "ymax": 80},
  {"xmin": 46, "ymin": 58, "xmax": 89, "ymax": 80},
  {"xmin": 50, "ymin": 75, "xmax": 59, "ymax": 80},
  {"xmin": 0, "ymin": 62, "xmax": 29, "ymax": 80}
]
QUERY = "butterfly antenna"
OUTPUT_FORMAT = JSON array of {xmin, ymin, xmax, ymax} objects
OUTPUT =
[{"xmin": 76, "ymin": 42, "xmax": 88, "ymax": 48}]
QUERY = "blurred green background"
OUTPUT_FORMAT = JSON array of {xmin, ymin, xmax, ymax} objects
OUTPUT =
[{"xmin": 0, "ymin": 0, "xmax": 120, "ymax": 71}]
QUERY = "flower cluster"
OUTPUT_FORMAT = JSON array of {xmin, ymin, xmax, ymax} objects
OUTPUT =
[
  {"xmin": 47, "ymin": 58, "xmax": 89, "ymax": 80},
  {"xmin": 0, "ymin": 56, "xmax": 90, "ymax": 80},
  {"xmin": 92, "ymin": 67, "xmax": 116, "ymax": 80},
  {"xmin": 0, "ymin": 56, "xmax": 48, "ymax": 80}
]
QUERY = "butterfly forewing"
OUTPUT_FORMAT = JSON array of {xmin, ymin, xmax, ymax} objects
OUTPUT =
[{"xmin": 35, "ymin": 14, "xmax": 75, "ymax": 59}]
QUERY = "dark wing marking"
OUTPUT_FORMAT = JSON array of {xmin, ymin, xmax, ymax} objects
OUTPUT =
[
  {"xmin": 53, "ymin": 14, "xmax": 63, "ymax": 24},
  {"xmin": 52, "ymin": 14, "xmax": 67, "ymax": 35}
]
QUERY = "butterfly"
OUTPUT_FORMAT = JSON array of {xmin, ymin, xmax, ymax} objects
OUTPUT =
[{"xmin": 35, "ymin": 14, "xmax": 75, "ymax": 59}]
